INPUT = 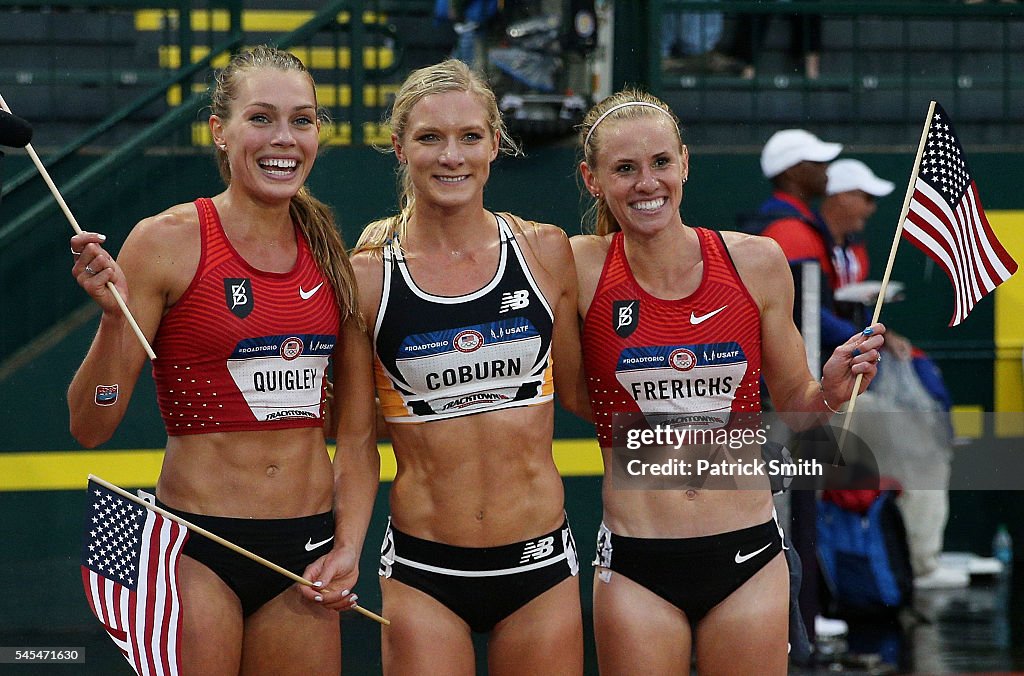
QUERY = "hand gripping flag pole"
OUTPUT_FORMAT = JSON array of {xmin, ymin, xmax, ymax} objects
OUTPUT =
[
  {"xmin": 82, "ymin": 474, "xmax": 388, "ymax": 674},
  {"xmin": 838, "ymin": 101, "xmax": 1018, "ymax": 449},
  {"xmin": 0, "ymin": 91, "xmax": 156, "ymax": 360}
]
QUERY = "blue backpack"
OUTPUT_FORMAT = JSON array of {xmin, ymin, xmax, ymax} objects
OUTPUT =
[{"xmin": 817, "ymin": 491, "xmax": 915, "ymax": 617}]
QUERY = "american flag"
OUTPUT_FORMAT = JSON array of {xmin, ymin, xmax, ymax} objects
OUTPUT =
[
  {"xmin": 81, "ymin": 480, "xmax": 188, "ymax": 676},
  {"xmin": 902, "ymin": 103, "xmax": 1017, "ymax": 326}
]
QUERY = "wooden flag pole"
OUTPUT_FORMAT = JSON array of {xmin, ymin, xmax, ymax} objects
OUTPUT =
[
  {"xmin": 0, "ymin": 92, "xmax": 156, "ymax": 360},
  {"xmin": 89, "ymin": 474, "xmax": 390, "ymax": 626},
  {"xmin": 836, "ymin": 100, "xmax": 938, "ymax": 451}
]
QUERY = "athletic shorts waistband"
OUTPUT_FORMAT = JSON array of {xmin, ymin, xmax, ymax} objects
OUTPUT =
[
  {"xmin": 383, "ymin": 518, "xmax": 576, "ymax": 577},
  {"xmin": 603, "ymin": 516, "xmax": 782, "ymax": 555}
]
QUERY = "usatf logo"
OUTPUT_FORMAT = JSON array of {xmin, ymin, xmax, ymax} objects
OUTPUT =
[
  {"xmin": 520, "ymin": 536, "xmax": 555, "ymax": 563},
  {"xmin": 280, "ymin": 337, "xmax": 304, "ymax": 361},
  {"xmin": 613, "ymin": 300, "xmax": 639, "ymax": 338},
  {"xmin": 453, "ymin": 329, "xmax": 484, "ymax": 353},
  {"xmin": 499, "ymin": 289, "xmax": 530, "ymax": 313},
  {"xmin": 669, "ymin": 348, "xmax": 697, "ymax": 371},
  {"xmin": 224, "ymin": 278, "xmax": 253, "ymax": 318},
  {"xmin": 94, "ymin": 384, "xmax": 118, "ymax": 407}
]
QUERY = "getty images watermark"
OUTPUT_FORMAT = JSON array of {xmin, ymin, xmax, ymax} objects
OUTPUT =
[
  {"xmin": 622, "ymin": 424, "xmax": 822, "ymax": 482},
  {"xmin": 607, "ymin": 411, "xmax": 1023, "ymax": 491}
]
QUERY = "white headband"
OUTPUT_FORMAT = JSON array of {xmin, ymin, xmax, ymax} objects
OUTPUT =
[{"xmin": 583, "ymin": 101, "xmax": 676, "ymax": 151}]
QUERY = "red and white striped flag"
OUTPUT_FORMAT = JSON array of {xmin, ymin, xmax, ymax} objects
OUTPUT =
[
  {"xmin": 902, "ymin": 103, "xmax": 1017, "ymax": 326},
  {"xmin": 81, "ymin": 480, "xmax": 188, "ymax": 676}
]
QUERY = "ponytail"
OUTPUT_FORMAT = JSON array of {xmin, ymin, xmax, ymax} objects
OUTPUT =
[{"xmin": 289, "ymin": 187, "xmax": 360, "ymax": 326}]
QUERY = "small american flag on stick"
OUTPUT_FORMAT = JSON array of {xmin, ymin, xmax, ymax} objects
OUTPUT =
[
  {"xmin": 81, "ymin": 479, "xmax": 188, "ymax": 676},
  {"xmin": 901, "ymin": 102, "xmax": 1017, "ymax": 326}
]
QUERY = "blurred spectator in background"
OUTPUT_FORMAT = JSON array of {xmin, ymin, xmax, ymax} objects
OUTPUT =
[
  {"xmin": 434, "ymin": 0, "xmax": 502, "ymax": 70},
  {"xmin": 662, "ymin": 1, "xmax": 743, "ymax": 74},
  {"xmin": 820, "ymin": 158, "xmax": 894, "ymax": 331},
  {"xmin": 722, "ymin": 1, "xmax": 822, "ymax": 79}
]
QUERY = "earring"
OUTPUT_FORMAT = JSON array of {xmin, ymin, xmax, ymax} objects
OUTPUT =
[
  {"xmin": 593, "ymin": 192, "xmax": 602, "ymax": 199},
  {"xmin": 681, "ymin": 177, "xmax": 688, "ymax": 185},
  {"xmin": 217, "ymin": 142, "xmax": 227, "ymax": 151}
]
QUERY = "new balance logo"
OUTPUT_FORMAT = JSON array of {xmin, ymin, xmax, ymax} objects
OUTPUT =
[
  {"xmin": 499, "ymin": 289, "xmax": 530, "ymax": 313},
  {"xmin": 520, "ymin": 536, "xmax": 555, "ymax": 563}
]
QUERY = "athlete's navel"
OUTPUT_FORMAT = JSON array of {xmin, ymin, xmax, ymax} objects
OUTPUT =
[
  {"xmin": 266, "ymin": 464, "xmax": 280, "ymax": 477},
  {"xmin": 685, "ymin": 489, "xmax": 698, "ymax": 500},
  {"xmin": 476, "ymin": 510, "xmax": 485, "ymax": 522}
]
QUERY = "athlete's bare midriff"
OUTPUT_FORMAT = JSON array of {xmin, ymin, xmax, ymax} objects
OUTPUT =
[
  {"xmin": 386, "ymin": 402, "xmax": 565, "ymax": 547},
  {"xmin": 156, "ymin": 426, "xmax": 333, "ymax": 518},
  {"xmin": 598, "ymin": 446, "xmax": 774, "ymax": 539}
]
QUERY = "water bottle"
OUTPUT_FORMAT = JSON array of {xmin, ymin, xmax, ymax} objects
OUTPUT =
[
  {"xmin": 993, "ymin": 524, "xmax": 1013, "ymax": 568},
  {"xmin": 992, "ymin": 524, "xmax": 1013, "ymax": 648}
]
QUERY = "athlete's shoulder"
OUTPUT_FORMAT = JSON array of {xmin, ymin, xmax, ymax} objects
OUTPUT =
[
  {"xmin": 350, "ymin": 249, "xmax": 383, "ymax": 276},
  {"xmin": 502, "ymin": 211, "xmax": 566, "ymax": 245},
  {"xmin": 116, "ymin": 201, "xmax": 202, "ymax": 299},
  {"xmin": 502, "ymin": 212, "xmax": 574, "ymax": 277},
  {"xmin": 569, "ymin": 233, "xmax": 612, "ymax": 270},
  {"xmin": 122, "ymin": 201, "xmax": 200, "ymax": 261},
  {"xmin": 719, "ymin": 229, "xmax": 777, "ymax": 254},
  {"xmin": 348, "ymin": 249, "xmax": 385, "ymax": 329},
  {"xmin": 135, "ymin": 200, "xmax": 199, "ymax": 233},
  {"xmin": 720, "ymin": 231, "xmax": 792, "ymax": 288}
]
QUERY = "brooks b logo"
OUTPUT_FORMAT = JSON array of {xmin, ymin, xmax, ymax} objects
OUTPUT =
[
  {"xmin": 299, "ymin": 282, "xmax": 324, "ymax": 300},
  {"xmin": 499, "ymin": 289, "xmax": 530, "ymax": 313},
  {"xmin": 734, "ymin": 542, "xmax": 771, "ymax": 564},
  {"xmin": 224, "ymin": 278, "xmax": 253, "ymax": 318},
  {"xmin": 520, "ymin": 536, "xmax": 555, "ymax": 563},
  {"xmin": 690, "ymin": 305, "xmax": 728, "ymax": 325},
  {"xmin": 613, "ymin": 300, "xmax": 639, "ymax": 338}
]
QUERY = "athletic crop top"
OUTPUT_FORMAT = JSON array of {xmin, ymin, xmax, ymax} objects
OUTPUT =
[
  {"xmin": 373, "ymin": 214, "xmax": 554, "ymax": 423},
  {"xmin": 582, "ymin": 228, "xmax": 762, "ymax": 448},
  {"xmin": 152, "ymin": 198, "xmax": 339, "ymax": 436}
]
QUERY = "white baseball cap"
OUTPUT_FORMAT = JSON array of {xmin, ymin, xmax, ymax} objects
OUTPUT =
[
  {"xmin": 826, "ymin": 159, "xmax": 895, "ymax": 197},
  {"xmin": 760, "ymin": 129, "xmax": 843, "ymax": 178}
]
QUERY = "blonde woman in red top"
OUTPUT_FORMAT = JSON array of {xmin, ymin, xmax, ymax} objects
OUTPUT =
[
  {"xmin": 68, "ymin": 46, "xmax": 375, "ymax": 675},
  {"xmin": 569, "ymin": 89, "xmax": 886, "ymax": 675}
]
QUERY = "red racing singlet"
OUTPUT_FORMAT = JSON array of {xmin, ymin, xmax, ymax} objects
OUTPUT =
[
  {"xmin": 152, "ymin": 198, "xmax": 339, "ymax": 436},
  {"xmin": 581, "ymin": 228, "xmax": 762, "ymax": 448}
]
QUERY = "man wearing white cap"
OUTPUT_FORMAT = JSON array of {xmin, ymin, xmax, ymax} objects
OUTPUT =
[
  {"xmin": 820, "ymin": 158, "xmax": 896, "ymax": 297},
  {"xmin": 756, "ymin": 129, "xmax": 857, "ymax": 350}
]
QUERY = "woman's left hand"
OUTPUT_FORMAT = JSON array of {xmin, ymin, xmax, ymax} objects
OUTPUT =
[{"xmin": 821, "ymin": 322, "xmax": 887, "ymax": 405}]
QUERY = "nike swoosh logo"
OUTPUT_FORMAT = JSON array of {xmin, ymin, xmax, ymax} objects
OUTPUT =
[
  {"xmin": 299, "ymin": 282, "xmax": 324, "ymax": 300},
  {"xmin": 690, "ymin": 305, "xmax": 728, "ymax": 325},
  {"xmin": 734, "ymin": 542, "xmax": 772, "ymax": 564},
  {"xmin": 304, "ymin": 535, "xmax": 334, "ymax": 551}
]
